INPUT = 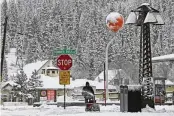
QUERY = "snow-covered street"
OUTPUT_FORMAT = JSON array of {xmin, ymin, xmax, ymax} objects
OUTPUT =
[
  {"xmin": 1, "ymin": 0, "xmax": 174, "ymax": 116},
  {"xmin": 1, "ymin": 105, "xmax": 174, "ymax": 116}
]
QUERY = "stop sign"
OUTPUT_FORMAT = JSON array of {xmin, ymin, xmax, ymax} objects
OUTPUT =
[{"xmin": 57, "ymin": 55, "xmax": 72, "ymax": 70}]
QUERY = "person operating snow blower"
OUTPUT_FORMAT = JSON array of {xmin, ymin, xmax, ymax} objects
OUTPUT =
[
  {"xmin": 82, "ymin": 82, "xmax": 94, "ymax": 103},
  {"xmin": 82, "ymin": 82, "xmax": 100, "ymax": 111}
]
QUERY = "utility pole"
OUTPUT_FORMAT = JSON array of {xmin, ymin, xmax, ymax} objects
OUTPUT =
[{"xmin": 1, "ymin": 16, "xmax": 8, "ymax": 82}]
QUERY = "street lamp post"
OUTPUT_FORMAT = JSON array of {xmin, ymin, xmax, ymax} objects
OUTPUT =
[
  {"xmin": 105, "ymin": 12, "xmax": 124, "ymax": 101},
  {"xmin": 105, "ymin": 37, "xmax": 116, "ymax": 100},
  {"xmin": 1, "ymin": 17, "xmax": 8, "ymax": 82},
  {"xmin": 125, "ymin": 3, "xmax": 164, "ymax": 108}
]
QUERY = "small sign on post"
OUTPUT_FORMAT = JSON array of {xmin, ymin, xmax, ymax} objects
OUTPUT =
[{"xmin": 59, "ymin": 70, "xmax": 70, "ymax": 85}]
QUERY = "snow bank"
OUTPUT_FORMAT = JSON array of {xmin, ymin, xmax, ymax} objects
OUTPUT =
[
  {"xmin": 1, "ymin": 104, "xmax": 174, "ymax": 116},
  {"xmin": 3, "ymin": 102, "xmax": 28, "ymax": 106},
  {"xmin": 57, "ymin": 95, "xmax": 74, "ymax": 102},
  {"xmin": 142, "ymin": 105, "xmax": 156, "ymax": 112}
]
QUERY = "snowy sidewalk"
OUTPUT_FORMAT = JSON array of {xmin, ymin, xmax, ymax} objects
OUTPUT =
[{"xmin": 1, "ymin": 104, "xmax": 174, "ymax": 116}]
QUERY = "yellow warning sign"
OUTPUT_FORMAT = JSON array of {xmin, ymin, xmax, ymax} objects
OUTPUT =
[{"xmin": 59, "ymin": 70, "xmax": 70, "ymax": 85}]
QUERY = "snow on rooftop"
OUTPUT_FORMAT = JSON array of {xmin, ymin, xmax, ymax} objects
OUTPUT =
[
  {"xmin": 165, "ymin": 80, "xmax": 174, "ymax": 85},
  {"xmin": 37, "ymin": 75, "xmax": 116, "ymax": 90},
  {"xmin": 45, "ymin": 67, "xmax": 58, "ymax": 70},
  {"xmin": 128, "ymin": 85, "xmax": 142, "ymax": 91},
  {"xmin": 1, "ymin": 81, "xmax": 18, "ymax": 89},
  {"xmin": 95, "ymin": 69, "xmax": 129, "ymax": 82},
  {"xmin": 71, "ymin": 79, "xmax": 95, "ymax": 87},
  {"xmin": 6, "ymin": 80, "xmax": 18, "ymax": 86},
  {"xmin": 141, "ymin": 3, "xmax": 150, "ymax": 6},
  {"xmin": 37, "ymin": 74, "xmax": 73, "ymax": 89},
  {"xmin": 94, "ymin": 81, "xmax": 116, "ymax": 90},
  {"xmin": 152, "ymin": 54, "xmax": 174, "ymax": 62},
  {"xmin": 95, "ymin": 70, "xmax": 118, "ymax": 82},
  {"xmin": 23, "ymin": 60, "xmax": 48, "ymax": 78},
  {"xmin": 71, "ymin": 79, "xmax": 116, "ymax": 89}
]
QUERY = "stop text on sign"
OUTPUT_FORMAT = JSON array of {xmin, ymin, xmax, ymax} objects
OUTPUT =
[{"xmin": 57, "ymin": 59, "xmax": 72, "ymax": 66}]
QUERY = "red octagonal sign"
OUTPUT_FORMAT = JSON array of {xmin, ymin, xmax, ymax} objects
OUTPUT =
[{"xmin": 57, "ymin": 55, "xmax": 72, "ymax": 70}]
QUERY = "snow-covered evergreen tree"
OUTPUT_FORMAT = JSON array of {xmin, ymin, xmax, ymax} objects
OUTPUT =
[
  {"xmin": 14, "ymin": 70, "xmax": 28, "ymax": 94},
  {"xmin": 2, "ymin": 59, "xmax": 8, "ymax": 82},
  {"xmin": 4, "ymin": 0, "xmax": 174, "ymax": 82},
  {"xmin": 28, "ymin": 70, "xmax": 43, "ymax": 99},
  {"xmin": 8, "ymin": 0, "xmax": 18, "ymax": 48}
]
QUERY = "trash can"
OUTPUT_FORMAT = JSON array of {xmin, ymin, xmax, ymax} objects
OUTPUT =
[
  {"xmin": 120, "ymin": 85, "xmax": 128, "ymax": 112},
  {"xmin": 28, "ymin": 98, "xmax": 33, "ymax": 105},
  {"xmin": 120, "ymin": 85, "xmax": 124, "ymax": 112},
  {"xmin": 128, "ymin": 85, "xmax": 142, "ymax": 112}
]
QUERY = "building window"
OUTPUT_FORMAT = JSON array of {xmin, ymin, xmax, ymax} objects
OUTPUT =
[
  {"xmin": 47, "ymin": 70, "xmax": 50, "ymax": 74},
  {"xmin": 42, "ymin": 69, "xmax": 45, "ymax": 74},
  {"xmin": 52, "ymin": 71, "xmax": 55, "ymax": 74}
]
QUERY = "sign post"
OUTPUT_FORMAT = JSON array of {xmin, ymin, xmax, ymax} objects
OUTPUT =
[
  {"xmin": 57, "ymin": 55, "xmax": 72, "ymax": 109},
  {"xmin": 64, "ymin": 85, "xmax": 65, "ymax": 109}
]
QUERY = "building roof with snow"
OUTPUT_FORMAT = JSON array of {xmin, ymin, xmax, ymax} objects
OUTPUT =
[
  {"xmin": 0, "ymin": 81, "xmax": 19, "ymax": 89},
  {"xmin": 36, "ymin": 74, "xmax": 116, "ymax": 90},
  {"xmin": 94, "ymin": 81, "xmax": 116, "ymax": 90},
  {"xmin": 44, "ymin": 67, "xmax": 58, "ymax": 70},
  {"xmin": 23, "ymin": 60, "xmax": 48, "ymax": 78},
  {"xmin": 36, "ymin": 74, "xmax": 72, "ymax": 89},
  {"xmin": 95, "ymin": 69, "xmax": 130, "ymax": 83},
  {"xmin": 70, "ymin": 79, "xmax": 116, "ymax": 90},
  {"xmin": 128, "ymin": 85, "xmax": 142, "ymax": 91},
  {"xmin": 152, "ymin": 54, "xmax": 174, "ymax": 62},
  {"xmin": 95, "ymin": 70, "xmax": 117, "ymax": 82},
  {"xmin": 23, "ymin": 60, "xmax": 117, "ymax": 90},
  {"xmin": 165, "ymin": 80, "xmax": 174, "ymax": 86}
]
